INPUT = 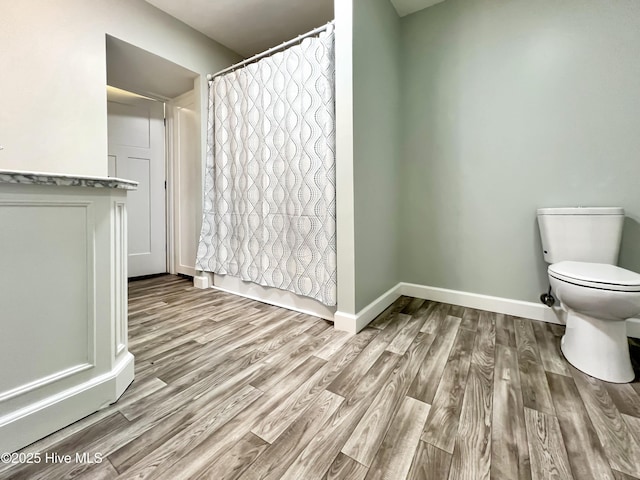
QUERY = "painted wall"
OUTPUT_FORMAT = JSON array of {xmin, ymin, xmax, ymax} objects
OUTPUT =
[
  {"xmin": 0, "ymin": 0, "xmax": 239, "ymax": 177},
  {"xmin": 353, "ymin": 0, "xmax": 402, "ymax": 312},
  {"xmin": 400, "ymin": 0, "xmax": 640, "ymax": 303},
  {"xmin": 334, "ymin": 0, "xmax": 356, "ymax": 315}
]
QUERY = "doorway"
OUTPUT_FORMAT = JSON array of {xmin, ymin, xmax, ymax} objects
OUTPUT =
[
  {"xmin": 107, "ymin": 87, "xmax": 166, "ymax": 277},
  {"xmin": 106, "ymin": 35, "xmax": 200, "ymax": 279}
]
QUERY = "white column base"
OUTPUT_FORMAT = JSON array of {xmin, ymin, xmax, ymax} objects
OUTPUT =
[{"xmin": 0, "ymin": 353, "xmax": 134, "ymax": 453}]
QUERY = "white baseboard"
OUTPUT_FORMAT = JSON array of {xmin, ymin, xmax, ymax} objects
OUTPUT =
[
  {"xmin": 0, "ymin": 353, "xmax": 134, "ymax": 454},
  {"xmin": 335, "ymin": 284, "xmax": 402, "ymax": 334},
  {"xmin": 336, "ymin": 281, "xmax": 640, "ymax": 339},
  {"xmin": 194, "ymin": 273, "xmax": 640, "ymax": 339},
  {"xmin": 333, "ymin": 311, "xmax": 358, "ymax": 334},
  {"xmin": 177, "ymin": 266, "xmax": 197, "ymax": 278},
  {"xmin": 399, "ymin": 283, "xmax": 565, "ymax": 325}
]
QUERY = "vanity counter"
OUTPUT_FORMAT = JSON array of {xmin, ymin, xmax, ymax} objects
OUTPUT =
[
  {"xmin": 0, "ymin": 171, "xmax": 136, "ymax": 453},
  {"xmin": 0, "ymin": 169, "xmax": 138, "ymax": 190}
]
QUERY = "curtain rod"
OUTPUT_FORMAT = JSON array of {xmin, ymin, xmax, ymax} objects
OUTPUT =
[{"xmin": 207, "ymin": 20, "xmax": 334, "ymax": 82}]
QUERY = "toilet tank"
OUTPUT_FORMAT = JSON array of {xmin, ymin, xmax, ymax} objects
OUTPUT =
[{"xmin": 537, "ymin": 207, "xmax": 625, "ymax": 264}]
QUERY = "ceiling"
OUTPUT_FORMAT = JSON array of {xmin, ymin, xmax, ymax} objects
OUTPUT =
[
  {"xmin": 145, "ymin": 0, "xmax": 446, "ymax": 59},
  {"xmin": 145, "ymin": 0, "xmax": 334, "ymax": 58},
  {"xmin": 390, "ymin": 0, "xmax": 446, "ymax": 17},
  {"xmin": 106, "ymin": 36, "xmax": 197, "ymax": 100}
]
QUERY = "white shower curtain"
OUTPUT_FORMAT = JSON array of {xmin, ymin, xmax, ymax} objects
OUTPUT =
[{"xmin": 196, "ymin": 27, "xmax": 336, "ymax": 306}]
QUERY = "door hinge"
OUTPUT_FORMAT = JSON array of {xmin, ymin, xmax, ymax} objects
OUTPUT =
[
  {"xmin": 164, "ymin": 181, "xmax": 167, "ymax": 189},
  {"xmin": 163, "ymin": 117, "xmax": 166, "ymax": 127}
]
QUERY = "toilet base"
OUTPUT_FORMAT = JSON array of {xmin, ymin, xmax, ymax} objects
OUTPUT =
[{"xmin": 561, "ymin": 310, "xmax": 635, "ymax": 383}]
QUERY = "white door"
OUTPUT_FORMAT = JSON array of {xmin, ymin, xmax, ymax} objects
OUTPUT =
[{"xmin": 107, "ymin": 89, "xmax": 166, "ymax": 277}]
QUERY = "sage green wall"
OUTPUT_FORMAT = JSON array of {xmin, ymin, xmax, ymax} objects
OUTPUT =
[
  {"xmin": 400, "ymin": 0, "xmax": 640, "ymax": 303},
  {"xmin": 353, "ymin": 0, "xmax": 402, "ymax": 312}
]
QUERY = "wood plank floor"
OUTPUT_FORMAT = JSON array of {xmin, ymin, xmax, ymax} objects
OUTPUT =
[{"xmin": 3, "ymin": 274, "xmax": 640, "ymax": 480}]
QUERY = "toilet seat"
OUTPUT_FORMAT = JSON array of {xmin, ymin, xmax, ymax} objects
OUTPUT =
[{"xmin": 549, "ymin": 261, "xmax": 640, "ymax": 292}]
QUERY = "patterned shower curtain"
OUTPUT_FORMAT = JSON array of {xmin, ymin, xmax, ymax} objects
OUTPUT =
[{"xmin": 196, "ymin": 26, "xmax": 336, "ymax": 306}]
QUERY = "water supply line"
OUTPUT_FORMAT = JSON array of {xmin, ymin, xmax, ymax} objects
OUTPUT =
[{"xmin": 540, "ymin": 286, "xmax": 555, "ymax": 307}]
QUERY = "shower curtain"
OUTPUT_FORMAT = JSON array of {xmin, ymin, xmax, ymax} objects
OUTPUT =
[{"xmin": 196, "ymin": 26, "xmax": 336, "ymax": 306}]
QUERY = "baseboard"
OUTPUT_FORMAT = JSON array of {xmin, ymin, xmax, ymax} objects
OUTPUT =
[
  {"xmin": 333, "ymin": 311, "xmax": 358, "ymax": 334},
  {"xmin": 0, "ymin": 353, "xmax": 134, "ymax": 453},
  {"xmin": 334, "ymin": 284, "xmax": 402, "ymax": 334},
  {"xmin": 198, "ymin": 274, "xmax": 640, "ymax": 339},
  {"xmin": 400, "ymin": 283, "xmax": 640, "ymax": 339},
  {"xmin": 399, "ymin": 283, "xmax": 565, "ymax": 325}
]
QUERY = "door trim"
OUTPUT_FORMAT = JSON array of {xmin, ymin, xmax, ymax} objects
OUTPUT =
[{"xmin": 167, "ymin": 89, "xmax": 198, "ymax": 277}]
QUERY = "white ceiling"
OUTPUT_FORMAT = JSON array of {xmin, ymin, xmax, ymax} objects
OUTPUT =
[
  {"xmin": 389, "ymin": 0, "xmax": 446, "ymax": 17},
  {"xmin": 145, "ymin": 0, "xmax": 446, "ymax": 58},
  {"xmin": 106, "ymin": 36, "xmax": 197, "ymax": 100},
  {"xmin": 145, "ymin": 0, "xmax": 334, "ymax": 58}
]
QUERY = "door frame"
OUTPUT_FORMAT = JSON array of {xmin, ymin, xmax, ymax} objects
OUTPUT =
[
  {"xmin": 107, "ymin": 86, "xmax": 200, "ymax": 279},
  {"xmin": 166, "ymin": 88, "xmax": 201, "ymax": 277}
]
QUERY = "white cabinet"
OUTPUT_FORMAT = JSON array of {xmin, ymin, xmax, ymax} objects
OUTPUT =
[{"xmin": 0, "ymin": 172, "xmax": 136, "ymax": 453}]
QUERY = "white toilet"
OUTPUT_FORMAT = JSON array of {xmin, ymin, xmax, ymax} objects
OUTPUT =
[{"xmin": 537, "ymin": 207, "xmax": 640, "ymax": 383}]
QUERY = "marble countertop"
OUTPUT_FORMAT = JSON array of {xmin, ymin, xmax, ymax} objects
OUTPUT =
[{"xmin": 0, "ymin": 169, "xmax": 138, "ymax": 190}]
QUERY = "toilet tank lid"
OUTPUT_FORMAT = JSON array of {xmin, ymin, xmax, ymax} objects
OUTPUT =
[
  {"xmin": 537, "ymin": 207, "xmax": 624, "ymax": 215},
  {"xmin": 549, "ymin": 261, "xmax": 640, "ymax": 288}
]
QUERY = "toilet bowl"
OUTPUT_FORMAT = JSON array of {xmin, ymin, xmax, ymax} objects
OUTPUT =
[{"xmin": 548, "ymin": 261, "xmax": 640, "ymax": 383}]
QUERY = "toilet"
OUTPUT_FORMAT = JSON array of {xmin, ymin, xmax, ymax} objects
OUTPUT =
[{"xmin": 537, "ymin": 207, "xmax": 640, "ymax": 383}]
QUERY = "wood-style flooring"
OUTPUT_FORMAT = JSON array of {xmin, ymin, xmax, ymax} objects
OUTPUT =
[{"xmin": 2, "ymin": 274, "xmax": 640, "ymax": 480}]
